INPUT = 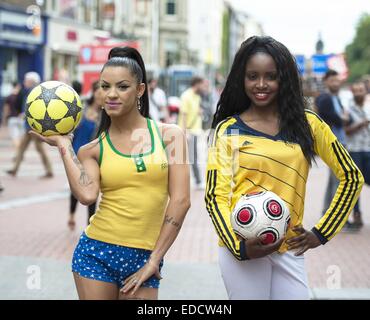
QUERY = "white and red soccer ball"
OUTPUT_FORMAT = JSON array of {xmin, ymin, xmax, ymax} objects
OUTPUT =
[{"xmin": 231, "ymin": 191, "xmax": 291, "ymax": 245}]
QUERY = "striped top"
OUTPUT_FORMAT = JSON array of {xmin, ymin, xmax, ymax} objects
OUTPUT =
[
  {"xmin": 346, "ymin": 101, "xmax": 370, "ymax": 152},
  {"xmin": 205, "ymin": 110, "xmax": 364, "ymax": 260}
]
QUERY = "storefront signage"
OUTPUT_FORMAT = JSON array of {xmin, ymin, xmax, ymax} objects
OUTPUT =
[{"xmin": 0, "ymin": 10, "xmax": 43, "ymax": 45}]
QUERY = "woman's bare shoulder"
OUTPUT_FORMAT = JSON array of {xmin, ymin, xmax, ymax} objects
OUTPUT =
[
  {"xmin": 156, "ymin": 122, "xmax": 185, "ymax": 146},
  {"xmin": 77, "ymin": 137, "xmax": 101, "ymax": 160}
]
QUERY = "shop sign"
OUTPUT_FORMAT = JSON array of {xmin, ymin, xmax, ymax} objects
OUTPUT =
[{"xmin": 0, "ymin": 10, "xmax": 43, "ymax": 45}]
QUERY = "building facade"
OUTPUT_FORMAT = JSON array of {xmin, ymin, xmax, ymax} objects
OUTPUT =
[
  {"xmin": 118, "ymin": 0, "xmax": 189, "ymax": 73},
  {"xmin": 222, "ymin": 2, "xmax": 264, "ymax": 75},
  {"xmin": 0, "ymin": 0, "xmax": 265, "ymax": 115},
  {"xmin": 0, "ymin": 2, "xmax": 47, "ymax": 113},
  {"xmin": 158, "ymin": 0, "xmax": 188, "ymax": 68},
  {"xmin": 44, "ymin": 0, "xmax": 113, "ymax": 83},
  {"xmin": 188, "ymin": 0, "xmax": 224, "ymax": 70}
]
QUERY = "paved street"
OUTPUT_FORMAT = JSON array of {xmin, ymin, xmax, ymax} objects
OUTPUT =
[{"xmin": 0, "ymin": 126, "xmax": 369, "ymax": 300}]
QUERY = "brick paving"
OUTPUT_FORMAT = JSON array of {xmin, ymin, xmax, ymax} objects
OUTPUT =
[{"xmin": 1, "ymin": 126, "xmax": 370, "ymax": 299}]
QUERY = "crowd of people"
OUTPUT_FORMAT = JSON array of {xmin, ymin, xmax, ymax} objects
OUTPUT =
[{"xmin": 314, "ymin": 69, "xmax": 370, "ymax": 232}]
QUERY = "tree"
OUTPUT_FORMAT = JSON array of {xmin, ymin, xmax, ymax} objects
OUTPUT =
[
  {"xmin": 345, "ymin": 13, "xmax": 370, "ymax": 82},
  {"xmin": 221, "ymin": 9, "xmax": 230, "ymax": 76}
]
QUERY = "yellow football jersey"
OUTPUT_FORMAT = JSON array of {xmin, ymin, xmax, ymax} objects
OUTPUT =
[{"xmin": 205, "ymin": 110, "xmax": 364, "ymax": 260}]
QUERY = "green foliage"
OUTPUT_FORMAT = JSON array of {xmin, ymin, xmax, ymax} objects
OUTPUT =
[
  {"xmin": 221, "ymin": 9, "xmax": 230, "ymax": 76},
  {"xmin": 345, "ymin": 13, "xmax": 370, "ymax": 82}
]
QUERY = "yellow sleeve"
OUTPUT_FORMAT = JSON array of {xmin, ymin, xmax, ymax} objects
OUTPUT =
[
  {"xmin": 180, "ymin": 92, "xmax": 190, "ymax": 114},
  {"xmin": 205, "ymin": 121, "xmax": 248, "ymax": 260},
  {"xmin": 307, "ymin": 111, "xmax": 364, "ymax": 243},
  {"xmin": 177, "ymin": 93, "xmax": 189, "ymax": 129}
]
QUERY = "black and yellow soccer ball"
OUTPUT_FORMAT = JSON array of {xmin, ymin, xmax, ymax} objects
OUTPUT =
[{"xmin": 25, "ymin": 81, "xmax": 83, "ymax": 136}]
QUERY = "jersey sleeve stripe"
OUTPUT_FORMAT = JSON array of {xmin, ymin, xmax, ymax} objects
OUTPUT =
[
  {"xmin": 318, "ymin": 141, "xmax": 351, "ymax": 235},
  {"xmin": 325, "ymin": 142, "xmax": 360, "ymax": 239},
  {"xmin": 318, "ymin": 141, "xmax": 359, "ymax": 239},
  {"xmin": 211, "ymin": 118, "xmax": 232, "ymax": 147},
  {"xmin": 339, "ymin": 141, "xmax": 359, "ymax": 168},
  {"xmin": 323, "ymin": 141, "xmax": 357, "ymax": 237},
  {"xmin": 205, "ymin": 169, "xmax": 244, "ymax": 260},
  {"xmin": 206, "ymin": 169, "xmax": 242, "ymax": 259},
  {"xmin": 210, "ymin": 169, "xmax": 241, "ymax": 258},
  {"xmin": 205, "ymin": 170, "xmax": 232, "ymax": 251},
  {"xmin": 305, "ymin": 109, "xmax": 324, "ymax": 122}
]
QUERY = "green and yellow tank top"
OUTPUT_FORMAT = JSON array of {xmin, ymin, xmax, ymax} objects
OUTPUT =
[{"xmin": 85, "ymin": 118, "xmax": 169, "ymax": 250}]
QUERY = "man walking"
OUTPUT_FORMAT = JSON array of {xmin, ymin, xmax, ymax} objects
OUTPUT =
[
  {"xmin": 316, "ymin": 70, "xmax": 350, "ymax": 219},
  {"xmin": 178, "ymin": 77, "xmax": 205, "ymax": 189},
  {"xmin": 344, "ymin": 80, "xmax": 370, "ymax": 229},
  {"xmin": 148, "ymin": 78, "xmax": 168, "ymax": 123},
  {"xmin": 6, "ymin": 72, "xmax": 53, "ymax": 179}
]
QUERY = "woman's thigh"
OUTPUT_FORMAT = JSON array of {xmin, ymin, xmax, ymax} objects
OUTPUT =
[
  {"xmin": 119, "ymin": 287, "xmax": 158, "ymax": 300},
  {"xmin": 270, "ymin": 251, "xmax": 309, "ymax": 300},
  {"xmin": 73, "ymin": 272, "xmax": 119, "ymax": 300},
  {"xmin": 218, "ymin": 246, "xmax": 272, "ymax": 300}
]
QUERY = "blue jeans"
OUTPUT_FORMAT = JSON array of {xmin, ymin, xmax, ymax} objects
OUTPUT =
[{"xmin": 349, "ymin": 151, "xmax": 370, "ymax": 212}]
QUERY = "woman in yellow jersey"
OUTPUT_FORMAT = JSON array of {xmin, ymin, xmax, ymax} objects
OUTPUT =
[
  {"xmin": 30, "ymin": 47, "xmax": 190, "ymax": 300},
  {"xmin": 205, "ymin": 36, "xmax": 364, "ymax": 299}
]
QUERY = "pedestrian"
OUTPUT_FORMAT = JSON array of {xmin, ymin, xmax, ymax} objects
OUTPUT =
[
  {"xmin": 148, "ymin": 78, "xmax": 168, "ymax": 123},
  {"xmin": 6, "ymin": 72, "xmax": 53, "ymax": 179},
  {"xmin": 1, "ymin": 82, "xmax": 23, "ymax": 152},
  {"xmin": 205, "ymin": 36, "xmax": 364, "ymax": 300},
  {"xmin": 30, "ymin": 47, "xmax": 190, "ymax": 300},
  {"xmin": 199, "ymin": 79, "xmax": 215, "ymax": 131},
  {"xmin": 315, "ymin": 70, "xmax": 350, "ymax": 221},
  {"xmin": 67, "ymin": 80, "xmax": 102, "ymax": 230},
  {"xmin": 344, "ymin": 80, "xmax": 370, "ymax": 229},
  {"xmin": 362, "ymin": 74, "xmax": 370, "ymax": 106},
  {"xmin": 178, "ymin": 76, "xmax": 205, "ymax": 189}
]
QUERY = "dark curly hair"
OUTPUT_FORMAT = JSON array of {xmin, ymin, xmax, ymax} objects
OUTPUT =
[
  {"xmin": 212, "ymin": 36, "xmax": 315, "ymax": 165},
  {"xmin": 96, "ymin": 46, "xmax": 149, "ymax": 138}
]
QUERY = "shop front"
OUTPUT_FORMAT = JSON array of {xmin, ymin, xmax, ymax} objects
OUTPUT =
[
  {"xmin": 0, "ymin": 4, "xmax": 46, "ymax": 118},
  {"xmin": 45, "ymin": 18, "xmax": 98, "ymax": 84}
]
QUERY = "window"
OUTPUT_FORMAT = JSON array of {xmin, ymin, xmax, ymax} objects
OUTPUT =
[
  {"xmin": 166, "ymin": 0, "xmax": 176, "ymax": 15},
  {"xmin": 59, "ymin": 0, "xmax": 78, "ymax": 19},
  {"xmin": 80, "ymin": 0, "xmax": 92, "ymax": 24},
  {"xmin": 164, "ymin": 40, "xmax": 180, "ymax": 66}
]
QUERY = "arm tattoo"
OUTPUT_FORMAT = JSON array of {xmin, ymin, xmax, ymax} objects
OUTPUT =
[
  {"xmin": 164, "ymin": 215, "xmax": 181, "ymax": 230},
  {"xmin": 67, "ymin": 144, "xmax": 93, "ymax": 187},
  {"xmin": 68, "ymin": 144, "xmax": 82, "ymax": 168},
  {"xmin": 79, "ymin": 169, "xmax": 92, "ymax": 187},
  {"xmin": 59, "ymin": 146, "xmax": 66, "ymax": 157}
]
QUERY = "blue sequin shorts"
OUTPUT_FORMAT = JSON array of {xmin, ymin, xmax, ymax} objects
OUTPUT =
[{"xmin": 72, "ymin": 232, "xmax": 163, "ymax": 289}]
